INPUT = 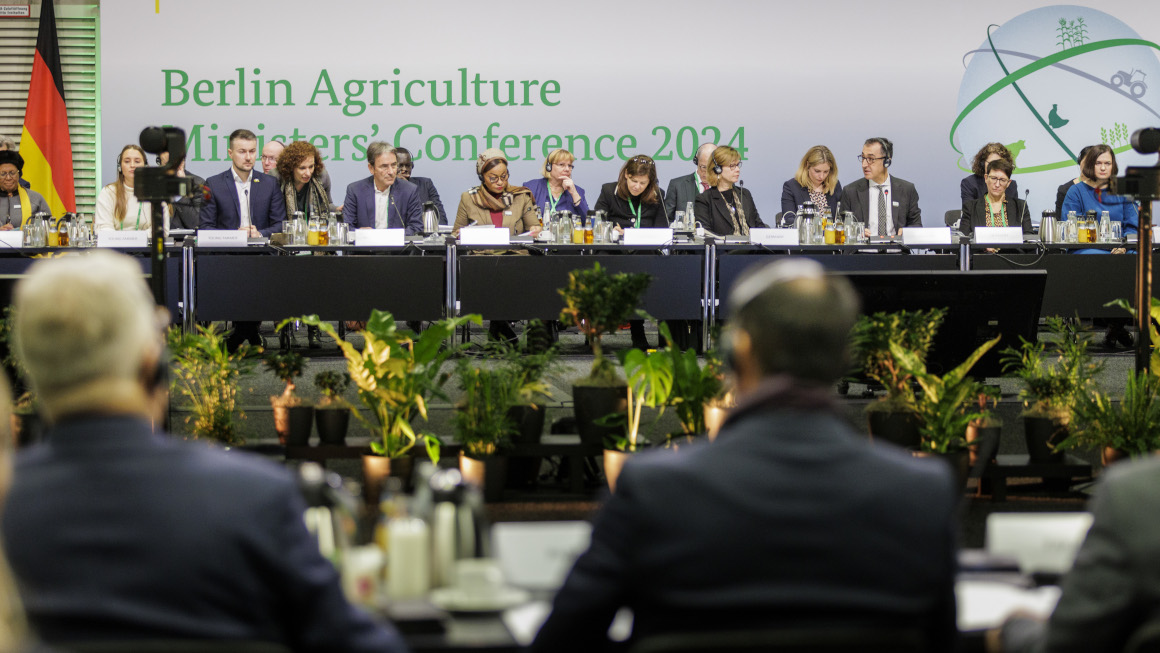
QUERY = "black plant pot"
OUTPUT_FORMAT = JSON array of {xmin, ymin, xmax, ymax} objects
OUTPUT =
[
  {"xmin": 460, "ymin": 453, "xmax": 509, "ymax": 502},
  {"xmin": 1023, "ymin": 416, "xmax": 1066, "ymax": 463},
  {"xmin": 967, "ymin": 424, "xmax": 1003, "ymax": 478},
  {"xmin": 867, "ymin": 410, "xmax": 921, "ymax": 450},
  {"xmin": 573, "ymin": 384, "xmax": 627, "ymax": 448},
  {"xmin": 286, "ymin": 405, "xmax": 315, "ymax": 446},
  {"xmin": 315, "ymin": 408, "xmax": 350, "ymax": 445},
  {"xmin": 506, "ymin": 404, "xmax": 546, "ymax": 490}
]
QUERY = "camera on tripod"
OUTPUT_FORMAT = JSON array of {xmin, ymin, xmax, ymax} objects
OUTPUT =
[
  {"xmin": 134, "ymin": 126, "xmax": 197, "ymax": 203},
  {"xmin": 1117, "ymin": 128, "xmax": 1160, "ymax": 201}
]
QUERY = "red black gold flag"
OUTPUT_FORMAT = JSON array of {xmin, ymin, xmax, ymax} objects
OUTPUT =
[{"xmin": 20, "ymin": 0, "xmax": 76, "ymax": 214}]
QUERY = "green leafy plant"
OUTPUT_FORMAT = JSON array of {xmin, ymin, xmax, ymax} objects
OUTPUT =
[
  {"xmin": 1062, "ymin": 370, "xmax": 1160, "ymax": 456},
  {"xmin": 607, "ymin": 338, "xmax": 674, "ymax": 452},
  {"xmin": 264, "ymin": 349, "xmax": 306, "ymax": 407},
  {"xmin": 659, "ymin": 321, "xmax": 725, "ymax": 436},
  {"xmin": 167, "ymin": 325, "xmax": 261, "ymax": 445},
  {"xmin": 1108, "ymin": 297, "xmax": 1160, "ymax": 374},
  {"xmin": 490, "ymin": 332, "xmax": 558, "ymax": 405},
  {"xmin": 314, "ymin": 370, "xmax": 351, "ymax": 409},
  {"xmin": 453, "ymin": 362, "xmax": 521, "ymax": 458},
  {"xmin": 282, "ymin": 311, "xmax": 479, "ymax": 461},
  {"xmin": 1000, "ymin": 317, "xmax": 1103, "ymax": 421},
  {"xmin": 0, "ymin": 306, "xmax": 33, "ymax": 412},
  {"xmin": 559, "ymin": 262, "xmax": 652, "ymax": 386},
  {"xmin": 891, "ymin": 335, "xmax": 1001, "ymax": 453},
  {"xmin": 852, "ymin": 308, "xmax": 947, "ymax": 413}
]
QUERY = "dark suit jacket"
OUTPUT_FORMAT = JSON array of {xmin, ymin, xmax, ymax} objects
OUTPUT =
[
  {"xmin": 960, "ymin": 196, "xmax": 1032, "ymax": 236},
  {"xmin": 531, "ymin": 380, "xmax": 959, "ymax": 653},
  {"xmin": 959, "ymin": 173, "xmax": 1018, "ymax": 217},
  {"xmin": 593, "ymin": 182, "xmax": 668, "ymax": 229},
  {"xmin": 1002, "ymin": 456, "xmax": 1160, "ymax": 653},
  {"xmin": 663, "ymin": 172, "xmax": 705, "ymax": 223},
  {"xmin": 1, "ymin": 416, "xmax": 405, "ymax": 652},
  {"xmin": 170, "ymin": 171, "xmax": 206, "ymax": 230},
  {"xmin": 780, "ymin": 179, "xmax": 843, "ymax": 220},
  {"xmin": 839, "ymin": 176, "xmax": 922, "ymax": 232},
  {"xmin": 693, "ymin": 186, "xmax": 765, "ymax": 236},
  {"xmin": 411, "ymin": 175, "xmax": 447, "ymax": 225},
  {"xmin": 342, "ymin": 176, "xmax": 423, "ymax": 234},
  {"xmin": 198, "ymin": 169, "xmax": 285, "ymax": 236},
  {"xmin": 1056, "ymin": 179, "xmax": 1078, "ymax": 219}
]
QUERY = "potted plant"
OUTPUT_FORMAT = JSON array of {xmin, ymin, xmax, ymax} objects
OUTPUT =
[
  {"xmin": 852, "ymin": 308, "xmax": 946, "ymax": 449},
  {"xmin": 491, "ymin": 335, "xmax": 557, "ymax": 489},
  {"xmin": 1000, "ymin": 317, "xmax": 1103, "ymax": 463},
  {"xmin": 558, "ymin": 262, "xmax": 652, "ymax": 447},
  {"xmin": 453, "ymin": 361, "xmax": 522, "ymax": 501},
  {"xmin": 283, "ymin": 310, "xmax": 479, "ymax": 499},
  {"xmin": 660, "ymin": 322, "xmax": 725, "ymax": 444},
  {"xmin": 314, "ymin": 370, "xmax": 352, "ymax": 445},
  {"xmin": 167, "ymin": 325, "xmax": 261, "ymax": 446},
  {"xmin": 264, "ymin": 349, "xmax": 309, "ymax": 446},
  {"xmin": 602, "ymin": 341, "xmax": 674, "ymax": 491},
  {"xmin": 0, "ymin": 306, "xmax": 41, "ymax": 446},
  {"xmin": 891, "ymin": 335, "xmax": 1000, "ymax": 489},
  {"xmin": 966, "ymin": 387, "xmax": 1003, "ymax": 473},
  {"xmin": 1109, "ymin": 297, "xmax": 1160, "ymax": 373},
  {"xmin": 1061, "ymin": 370, "xmax": 1160, "ymax": 466}
]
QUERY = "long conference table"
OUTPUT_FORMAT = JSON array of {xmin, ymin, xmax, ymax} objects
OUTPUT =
[{"xmin": 0, "ymin": 238, "xmax": 1148, "ymax": 345}]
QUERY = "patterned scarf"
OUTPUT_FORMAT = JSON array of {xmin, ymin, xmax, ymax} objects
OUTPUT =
[
  {"xmin": 469, "ymin": 184, "xmax": 531, "ymax": 212},
  {"xmin": 282, "ymin": 177, "xmax": 330, "ymax": 219},
  {"xmin": 723, "ymin": 188, "xmax": 749, "ymax": 236}
]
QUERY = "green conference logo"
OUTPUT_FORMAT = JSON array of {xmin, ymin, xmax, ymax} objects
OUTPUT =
[{"xmin": 952, "ymin": 5, "xmax": 1160, "ymax": 181}]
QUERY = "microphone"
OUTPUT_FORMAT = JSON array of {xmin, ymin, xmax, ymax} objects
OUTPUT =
[{"xmin": 1022, "ymin": 188, "xmax": 1030, "ymax": 230}]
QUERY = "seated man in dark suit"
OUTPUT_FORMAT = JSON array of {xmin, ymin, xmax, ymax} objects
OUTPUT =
[
  {"xmin": 839, "ymin": 137, "xmax": 922, "ymax": 238},
  {"xmin": 663, "ymin": 141, "xmax": 717, "ymax": 223},
  {"xmin": 994, "ymin": 455, "xmax": 1160, "ymax": 652},
  {"xmin": 531, "ymin": 259, "xmax": 960, "ymax": 653},
  {"xmin": 394, "ymin": 146, "xmax": 447, "ymax": 225},
  {"xmin": 199, "ymin": 128, "xmax": 286, "ymax": 350},
  {"xmin": 0, "ymin": 251, "xmax": 405, "ymax": 653},
  {"xmin": 342, "ymin": 141, "xmax": 423, "ymax": 234}
]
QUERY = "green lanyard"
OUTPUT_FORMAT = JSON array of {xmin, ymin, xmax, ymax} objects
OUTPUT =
[
  {"xmin": 119, "ymin": 202, "xmax": 143, "ymax": 231},
  {"xmin": 547, "ymin": 187, "xmax": 562, "ymax": 214},
  {"xmin": 627, "ymin": 197, "xmax": 642, "ymax": 228}
]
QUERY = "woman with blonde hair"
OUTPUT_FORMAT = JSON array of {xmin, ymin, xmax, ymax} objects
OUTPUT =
[
  {"xmin": 95, "ymin": 144, "xmax": 168, "ymax": 233},
  {"xmin": 694, "ymin": 146, "xmax": 763, "ymax": 236},
  {"xmin": 781, "ymin": 145, "xmax": 842, "ymax": 218},
  {"xmin": 522, "ymin": 148, "xmax": 589, "ymax": 218}
]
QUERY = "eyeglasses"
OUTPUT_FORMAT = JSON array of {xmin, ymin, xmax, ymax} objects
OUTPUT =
[
  {"xmin": 723, "ymin": 162, "xmax": 742, "ymax": 170},
  {"xmin": 552, "ymin": 162, "xmax": 574, "ymax": 170},
  {"xmin": 857, "ymin": 155, "xmax": 886, "ymax": 163},
  {"xmin": 0, "ymin": 171, "xmax": 17, "ymax": 179},
  {"xmin": 260, "ymin": 155, "xmax": 278, "ymax": 163},
  {"xmin": 485, "ymin": 173, "xmax": 509, "ymax": 184},
  {"xmin": 985, "ymin": 175, "xmax": 1010, "ymax": 186}
]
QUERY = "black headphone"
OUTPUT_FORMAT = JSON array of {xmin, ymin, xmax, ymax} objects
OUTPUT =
[
  {"xmin": 710, "ymin": 147, "xmax": 725, "ymax": 175},
  {"xmin": 867, "ymin": 137, "xmax": 893, "ymax": 167}
]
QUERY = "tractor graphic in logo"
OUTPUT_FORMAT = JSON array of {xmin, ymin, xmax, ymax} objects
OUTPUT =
[{"xmin": 1110, "ymin": 69, "xmax": 1148, "ymax": 98}]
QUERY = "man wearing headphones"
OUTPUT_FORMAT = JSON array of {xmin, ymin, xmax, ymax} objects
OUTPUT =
[
  {"xmin": 394, "ymin": 146, "xmax": 447, "ymax": 225},
  {"xmin": 838, "ymin": 137, "xmax": 923, "ymax": 237},
  {"xmin": 663, "ymin": 142, "xmax": 717, "ymax": 223},
  {"xmin": 532, "ymin": 259, "xmax": 959, "ymax": 653},
  {"xmin": 1, "ymin": 251, "xmax": 407, "ymax": 652}
]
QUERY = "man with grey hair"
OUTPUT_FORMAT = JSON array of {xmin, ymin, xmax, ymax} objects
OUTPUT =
[
  {"xmin": 0, "ymin": 251, "xmax": 406, "ymax": 652},
  {"xmin": 663, "ymin": 141, "xmax": 717, "ymax": 222},
  {"xmin": 342, "ymin": 140, "xmax": 422, "ymax": 233},
  {"xmin": 532, "ymin": 259, "xmax": 960, "ymax": 653}
]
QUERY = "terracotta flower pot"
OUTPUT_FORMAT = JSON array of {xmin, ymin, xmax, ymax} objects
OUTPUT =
[
  {"xmin": 1102, "ymin": 446, "xmax": 1129, "ymax": 467},
  {"xmin": 362, "ymin": 454, "xmax": 414, "ymax": 504},
  {"xmin": 603, "ymin": 449, "xmax": 631, "ymax": 492},
  {"xmin": 704, "ymin": 403, "xmax": 730, "ymax": 442},
  {"xmin": 458, "ymin": 452, "xmax": 507, "ymax": 502}
]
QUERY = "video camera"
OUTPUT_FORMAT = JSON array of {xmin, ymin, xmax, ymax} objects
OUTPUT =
[
  {"xmin": 1116, "ymin": 127, "xmax": 1160, "ymax": 201},
  {"xmin": 134, "ymin": 126, "xmax": 199, "ymax": 203}
]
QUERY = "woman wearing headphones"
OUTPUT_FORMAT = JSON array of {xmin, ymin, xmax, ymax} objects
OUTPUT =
[
  {"xmin": 95, "ymin": 144, "xmax": 168, "ymax": 233},
  {"xmin": 523, "ymin": 149, "xmax": 589, "ymax": 218},
  {"xmin": 694, "ymin": 146, "xmax": 763, "ymax": 236},
  {"xmin": 781, "ymin": 145, "xmax": 842, "ymax": 219},
  {"xmin": 593, "ymin": 155, "xmax": 668, "ymax": 230},
  {"xmin": 277, "ymin": 141, "xmax": 330, "ymax": 220}
]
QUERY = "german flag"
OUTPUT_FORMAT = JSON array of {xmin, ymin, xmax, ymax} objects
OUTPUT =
[{"xmin": 19, "ymin": 0, "xmax": 75, "ymax": 215}]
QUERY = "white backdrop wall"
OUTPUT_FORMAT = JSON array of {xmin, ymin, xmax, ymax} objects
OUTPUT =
[{"xmin": 100, "ymin": 1, "xmax": 1160, "ymax": 224}]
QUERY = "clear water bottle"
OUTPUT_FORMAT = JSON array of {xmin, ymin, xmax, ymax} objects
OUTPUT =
[
  {"xmin": 1098, "ymin": 210, "xmax": 1112, "ymax": 243},
  {"xmin": 1065, "ymin": 210, "xmax": 1079, "ymax": 243}
]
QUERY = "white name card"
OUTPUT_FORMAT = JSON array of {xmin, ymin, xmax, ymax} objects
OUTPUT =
[
  {"xmin": 458, "ymin": 226, "xmax": 510, "ymax": 246},
  {"xmin": 98, "ymin": 229, "xmax": 149, "ymax": 248},
  {"xmin": 354, "ymin": 228, "xmax": 405, "ymax": 247},
  {"xmin": 0, "ymin": 232, "xmax": 23, "ymax": 249},
  {"xmin": 196, "ymin": 230, "xmax": 248, "ymax": 247},
  {"xmin": 748, "ymin": 228, "xmax": 799, "ymax": 246},
  {"xmin": 974, "ymin": 226, "xmax": 1024, "ymax": 245},
  {"xmin": 901, "ymin": 227, "xmax": 953, "ymax": 246},
  {"xmin": 622, "ymin": 228, "xmax": 673, "ymax": 246}
]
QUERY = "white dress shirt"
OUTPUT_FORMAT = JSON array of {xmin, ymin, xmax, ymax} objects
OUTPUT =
[
  {"xmin": 374, "ymin": 183, "xmax": 392, "ymax": 229},
  {"xmin": 867, "ymin": 175, "xmax": 894, "ymax": 237},
  {"xmin": 232, "ymin": 168, "xmax": 252, "ymax": 229}
]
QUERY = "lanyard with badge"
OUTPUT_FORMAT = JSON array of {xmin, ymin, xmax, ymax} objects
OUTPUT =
[
  {"xmin": 118, "ymin": 203, "xmax": 143, "ymax": 231},
  {"xmin": 627, "ymin": 197, "xmax": 642, "ymax": 228}
]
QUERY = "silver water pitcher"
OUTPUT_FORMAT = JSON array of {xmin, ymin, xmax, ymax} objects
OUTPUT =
[
  {"xmin": 1039, "ymin": 211, "xmax": 1057, "ymax": 243},
  {"xmin": 421, "ymin": 201, "xmax": 439, "ymax": 236}
]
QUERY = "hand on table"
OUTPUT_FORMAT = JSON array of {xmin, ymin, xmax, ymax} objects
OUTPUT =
[{"xmin": 0, "ymin": 224, "xmax": 13, "ymax": 231}]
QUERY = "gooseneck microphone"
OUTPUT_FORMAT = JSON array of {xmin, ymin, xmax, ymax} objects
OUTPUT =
[{"xmin": 1022, "ymin": 188, "xmax": 1030, "ymax": 228}]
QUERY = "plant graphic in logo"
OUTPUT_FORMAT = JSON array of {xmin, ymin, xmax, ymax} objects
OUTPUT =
[
  {"xmin": 1056, "ymin": 17, "xmax": 1088, "ymax": 50},
  {"xmin": 1100, "ymin": 122, "xmax": 1130, "ymax": 147}
]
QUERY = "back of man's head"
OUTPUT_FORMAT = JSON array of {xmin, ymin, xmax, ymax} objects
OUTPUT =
[
  {"xmin": 14, "ymin": 252, "xmax": 160, "ymax": 406},
  {"xmin": 727, "ymin": 259, "xmax": 860, "ymax": 384}
]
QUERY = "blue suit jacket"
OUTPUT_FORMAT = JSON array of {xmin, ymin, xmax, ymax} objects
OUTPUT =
[
  {"xmin": 198, "ymin": 168, "xmax": 285, "ymax": 236},
  {"xmin": 411, "ymin": 175, "xmax": 448, "ymax": 225},
  {"xmin": 342, "ymin": 176, "xmax": 423, "ymax": 234},
  {"xmin": 2, "ymin": 416, "xmax": 405, "ymax": 652}
]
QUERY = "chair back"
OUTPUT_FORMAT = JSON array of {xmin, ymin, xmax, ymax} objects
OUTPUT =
[
  {"xmin": 67, "ymin": 641, "xmax": 291, "ymax": 653},
  {"xmin": 944, "ymin": 209, "xmax": 962, "ymax": 228},
  {"xmin": 628, "ymin": 626, "xmax": 924, "ymax": 653}
]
